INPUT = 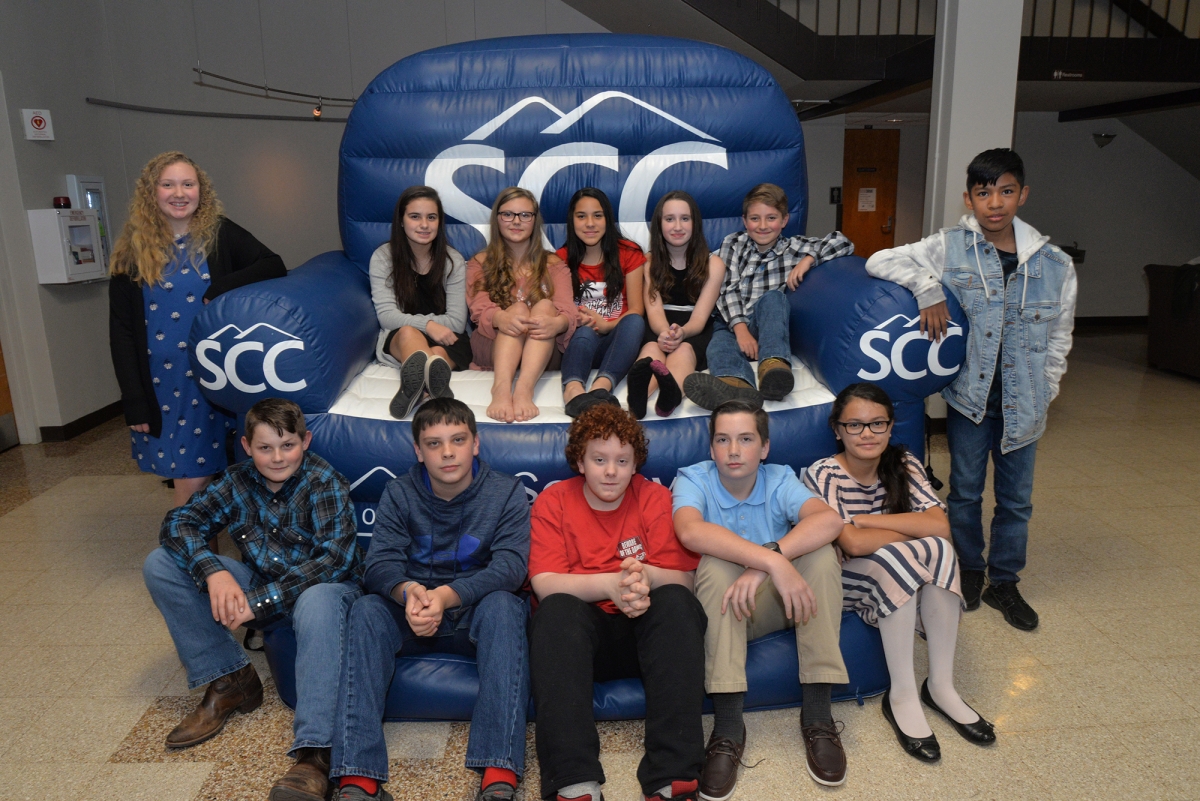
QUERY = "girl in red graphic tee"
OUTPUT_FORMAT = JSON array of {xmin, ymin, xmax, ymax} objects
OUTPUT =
[{"xmin": 555, "ymin": 188, "xmax": 647, "ymax": 419}]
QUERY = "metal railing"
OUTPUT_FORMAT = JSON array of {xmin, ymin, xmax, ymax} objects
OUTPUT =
[{"xmin": 1024, "ymin": 0, "xmax": 1198, "ymax": 39}]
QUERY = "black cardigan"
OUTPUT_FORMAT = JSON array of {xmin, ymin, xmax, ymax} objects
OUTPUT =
[{"xmin": 109, "ymin": 217, "xmax": 287, "ymax": 437}]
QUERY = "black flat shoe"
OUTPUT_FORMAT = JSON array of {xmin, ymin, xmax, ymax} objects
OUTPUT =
[
  {"xmin": 921, "ymin": 680, "xmax": 996, "ymax": 745},
  {"xmin": 881, "ymin": 690, "xmax": 940, "ymax": 762}
]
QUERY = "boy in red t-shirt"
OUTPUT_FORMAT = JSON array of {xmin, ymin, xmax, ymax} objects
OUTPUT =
[
  {"xmin": 529, "ymin": 404, "xmax": 706, "ymax": 801},
  {"xmin": 556, "ymin": 188, "xmax": 647, "ymax": 417}
]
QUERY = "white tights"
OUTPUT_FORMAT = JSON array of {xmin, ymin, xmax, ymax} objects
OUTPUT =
[{"xmin": 878, "ymin": 583, "xmax": 979, "ymax": 737}]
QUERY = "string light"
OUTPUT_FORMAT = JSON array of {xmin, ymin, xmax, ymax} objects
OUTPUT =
[{"xmin": 313, "ymin": 98, "xmax": 323, "ymax": 119}]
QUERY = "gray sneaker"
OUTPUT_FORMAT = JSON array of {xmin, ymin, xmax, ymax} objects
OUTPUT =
[{"xmin": 476, "ymin": 781, "xmax": 516, "ymax": 800}]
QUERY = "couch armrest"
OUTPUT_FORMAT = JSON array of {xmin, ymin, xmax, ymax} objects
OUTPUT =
[
  {"xmin": 789, "ymin": 255, "xmax": 968, "ymax": 405},
  {"xmin": 188, "ymin": 251, "xmax": 377, "ymax": 415}
]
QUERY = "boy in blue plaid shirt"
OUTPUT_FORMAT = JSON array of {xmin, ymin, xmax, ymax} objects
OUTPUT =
[
  {"xmin": 143, "ymin": 397, "xmax": 362, "ymax": 801},
  {"xmin": 684, "ymin": 183, "xmax": 853, "ymax": 409}
]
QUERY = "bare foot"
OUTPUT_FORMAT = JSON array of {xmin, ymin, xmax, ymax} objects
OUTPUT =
[
  {"xmin": 487, "ymin": 385, "xmax": 515, "ymax": 423},
  {"xmin": 512, "ymin": 388, "xmax": 540, "ymax": 422}
]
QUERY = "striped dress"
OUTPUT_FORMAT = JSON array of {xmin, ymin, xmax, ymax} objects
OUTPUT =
[{"xmin": 804, "ymin": 453, "xmax": 962, "ymax": 628}]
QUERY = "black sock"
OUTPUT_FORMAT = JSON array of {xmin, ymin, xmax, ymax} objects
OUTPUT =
[
  {"xmin": 651, "ymin": 361, "xmax": 682, "ymax": 416},
  {"xmin": 626, "ymin": 357, "xmax": 653, "ymax": 419},
  {"xmin": 711, "ymin": 692, "xmax": 745, "ymax": 743},
  {"xmin": 801, "ymin": 683, "xmax": 832, "ymax": 725}
]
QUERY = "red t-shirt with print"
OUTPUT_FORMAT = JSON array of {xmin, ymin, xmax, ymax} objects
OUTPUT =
[
  {"xmin": 555, "ymin": 240, "xmax": 646, "ymax": 320},
  {"xmin": 529, "ymin": 473, "xmax": 700, "ymax": 613}
]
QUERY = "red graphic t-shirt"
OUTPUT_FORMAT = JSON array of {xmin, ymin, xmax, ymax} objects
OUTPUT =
[
  {"xmin": 555, "ymin": 240, "xmax": 646, "ymax": 320},
  {"xmin": 529, "ymin": 473, "xmax": 700, "ymax": 613}
]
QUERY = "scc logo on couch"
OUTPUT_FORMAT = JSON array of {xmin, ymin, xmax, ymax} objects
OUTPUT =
[
  {"xmin": 857, "ymin": 313, "xmax": 963, "ymax": 382},
  {"xmin": 195, "ymin": 322, "xmax": 308, "ymax": 394}
]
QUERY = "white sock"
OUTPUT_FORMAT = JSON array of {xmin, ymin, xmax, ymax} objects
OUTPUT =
[
  {"xmin": 920, "ymin": 583, "xmax": 981, "ymax": 725},
  {"xmin": 649, "ymin": 785, "xmax": 673, "ymax": 799},
  {"xmin": 878, "ymin": 596, "xmax": 932, "ymax": 737},
  {"xmin": 559, "ymin": 781, "xmax": 602, "ymax": 800}
]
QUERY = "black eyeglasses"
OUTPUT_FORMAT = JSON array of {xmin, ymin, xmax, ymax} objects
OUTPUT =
[
  {"xmin": 836, "ymin": 420, "xmax": 892, "ymax": 435},
  {"xmin": 498, "ymin": 211, "xmax": 534, "ymax": 222}
]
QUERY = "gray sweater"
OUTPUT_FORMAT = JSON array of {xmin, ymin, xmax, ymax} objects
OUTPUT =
[
  {"xmin": 369, "ymin": 243, "xmax": 468, "ymax": 362},
  {"xmin": 363, "ymin": 460, "xmax": 530, "ymax": 627}
]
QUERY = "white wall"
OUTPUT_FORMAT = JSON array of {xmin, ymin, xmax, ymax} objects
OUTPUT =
[
  {"xmin": 895, "ymin": 124, "xmax": 928, "ymax": 246},
  {"xmin": 800, "ymin": 115, "xmax": 845, "ymax": 236},
  {"xmin": 0, "ymin": 0, "xmax": 606, "ymax": 438},
  {"xmin": 1014, "ymin": 111, "xmax": 1200, "ymax": 317}
]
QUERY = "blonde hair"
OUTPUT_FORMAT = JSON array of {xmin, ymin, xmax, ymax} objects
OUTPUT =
[
  {"xmin": 742, "ymin": 183, "xmax": 789, "ymax": 217},
  {"xmin": 109, "ymin": 151, "xmax": 224, "ymax": 286},
  {"xmin": 474, "ymin": 187, "xmax": 554, "ymax": 308}
]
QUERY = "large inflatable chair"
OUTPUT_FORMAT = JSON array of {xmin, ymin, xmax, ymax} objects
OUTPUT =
[{"xmin": 190, "ymin": 34, "xmax": 966, "ymax": 721}]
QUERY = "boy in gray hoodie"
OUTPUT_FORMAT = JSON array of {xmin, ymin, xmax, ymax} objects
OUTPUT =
[
  {"xmin": 865, "ymin": 149, "xmax": 1076, "ymax": 632},
  {"xmin": 329, "ymin": 399, "xmax": 531, "ymax": 801}
]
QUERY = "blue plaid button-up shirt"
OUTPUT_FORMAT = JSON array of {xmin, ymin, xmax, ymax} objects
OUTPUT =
[
  {"xmin": 159, "ymin": 450, "xmax": 362, "ymax": 623},
  {"xmin": 716, "ymin": 230, "xmax": 854, "ymax": 327}
]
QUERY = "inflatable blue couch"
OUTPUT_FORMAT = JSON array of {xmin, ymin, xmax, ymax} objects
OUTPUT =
[{"xmin": 189, "ymin": 34, "xmax": 966, "ymax": 721}]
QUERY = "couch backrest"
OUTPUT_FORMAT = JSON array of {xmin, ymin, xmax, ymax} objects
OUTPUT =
[{"xmin": 338, "ymin": 33, "xmax": 808, "ymax": 268}]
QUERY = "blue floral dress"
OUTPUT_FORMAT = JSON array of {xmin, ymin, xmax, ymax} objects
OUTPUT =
[{"xmin": 130, "ymin": 237, "xmax": 232, "ymax": 478}]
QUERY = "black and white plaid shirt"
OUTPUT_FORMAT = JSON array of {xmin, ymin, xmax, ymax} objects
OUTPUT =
[
  {"xmin": 160, "ymin": 450, "xmax": 362, "ymax": 623},
  {"xmin": 715, "ymin": 230, "xmax": 854, "ymax": 327}
]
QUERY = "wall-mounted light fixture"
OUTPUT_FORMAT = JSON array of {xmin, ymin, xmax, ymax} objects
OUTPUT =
[{"xmin": 1093, "ymin": 133, "xmax": 1117, "ymax": 148}]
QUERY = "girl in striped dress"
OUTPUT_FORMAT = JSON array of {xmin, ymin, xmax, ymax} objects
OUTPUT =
[{"xmin": 804, "ymin": 382, "xmax": 994, "ymax": 762}]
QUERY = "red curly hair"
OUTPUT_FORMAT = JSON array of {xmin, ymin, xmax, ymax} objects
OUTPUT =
[{"xmin": 565, "ymin": 404, "xmax": 649, "ymax": 472}]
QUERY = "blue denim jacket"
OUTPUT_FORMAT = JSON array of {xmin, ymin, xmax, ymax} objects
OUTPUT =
[{"xmin": 865, "ymin": 215, "xmax": 1077, "ymax": 453}]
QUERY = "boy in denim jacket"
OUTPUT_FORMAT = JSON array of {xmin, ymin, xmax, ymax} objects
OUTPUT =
[{"xmin": 865, "ymin": 148, "xmax": 1077, "ymax": 631}]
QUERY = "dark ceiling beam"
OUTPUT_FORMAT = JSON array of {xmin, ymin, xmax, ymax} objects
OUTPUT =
[
  {"xmin": 1108, "ymin": 0, "xmax": 1187, "ymax": 39},
  {"xmin": 796, "ymin": 78, "xmax": 931, "ymax": 120},
  {"xmin": 1018, "ymin": 37, "xmax": 1200, "ymax": 81},
  {"xmin": 1058, "ymin": 86, "xmax": 1200, "ymax": 121}
]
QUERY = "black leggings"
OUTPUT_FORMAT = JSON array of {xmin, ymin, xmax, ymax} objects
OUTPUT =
[{"xmin": 530, "ymin": 585, "xmax": 708, "ymax": 799}]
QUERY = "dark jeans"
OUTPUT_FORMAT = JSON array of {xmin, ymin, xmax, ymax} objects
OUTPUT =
[
  {"xmin": 530, "ymin": 585, "xmax": 707, "ymax": 799},
  {"xmin": 946, "ymin": 406, "xmax": 1039, "ymax": 584}
]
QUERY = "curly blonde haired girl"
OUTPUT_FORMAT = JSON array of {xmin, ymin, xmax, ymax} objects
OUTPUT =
[
  {"xmin": 109, "ymin": 151, "xmax": 285, "ymax": 506},
  {"xmin": 109, "ymin": 151, "xmax": 224, "ymax": 286}
]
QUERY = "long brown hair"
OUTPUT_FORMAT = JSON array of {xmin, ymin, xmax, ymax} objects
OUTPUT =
[
  {"xmin": 473, "ymin": 187, "xmax": 553, "ymax": 308},
  {"xmin": 564, "ymin": 187, "xmax": 626, "ymax": 306},
  {"xmin": 109, "ymin": 151, "xmax": 224, "ymax": 285},
  {"xmin": 646, "ymin": 190, "xmax": 708, "ymax": 304},
  {"xmin": 388, "ymin": 186, "xmax": 450, "ymax": 314}
]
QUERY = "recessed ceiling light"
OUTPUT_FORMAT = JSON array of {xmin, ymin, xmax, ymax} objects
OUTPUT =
[{"xmin": 886, "ymin": 118, "xmax": 904, "ymax": 122}]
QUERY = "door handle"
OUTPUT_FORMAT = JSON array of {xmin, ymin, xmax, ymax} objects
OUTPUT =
[{"xmin": 881, "ymin": 215, "xmax": 894, "ymax": 234}]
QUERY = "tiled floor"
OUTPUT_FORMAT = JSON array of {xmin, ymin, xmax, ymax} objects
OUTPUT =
[{"xmin": 1, "ymin": 329, "xmax": 1197, "ymax": 800}]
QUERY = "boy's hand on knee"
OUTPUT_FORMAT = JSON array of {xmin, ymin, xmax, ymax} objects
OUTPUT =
[
  {"xmin": 721, "ymin": 567, "xmax": 767, "ymax": 621},
  {"xmin": 785, "ymin": 255, "xmax": 815, "ymax": 290},
  {"xmin": 919, "ymin": 301, "xmax": 951, "ymax": 342},
  {"xmin": 770, "ymin": 566, "xmax": 816, "ymax": 624},
  {"xmin": 733, "ymin": 323, "xmax": 758, "ymax": 360},
  {"xmin": 206, "ymin": 570, "xmax": 252, "ymax": 630}
]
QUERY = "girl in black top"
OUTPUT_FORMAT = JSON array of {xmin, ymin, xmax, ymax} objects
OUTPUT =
[
  {"xmin": 626, "ymin": 191, "xmax": 725, "ymax": 419},
  {"xmin": 109, "ymin": 151, "xmax": 285, "ymax": 507}
]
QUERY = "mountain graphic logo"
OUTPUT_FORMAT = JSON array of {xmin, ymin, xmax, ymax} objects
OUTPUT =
[{"xmin": 425, "ymin": 92, "xmax": 728, "ymax": 250}]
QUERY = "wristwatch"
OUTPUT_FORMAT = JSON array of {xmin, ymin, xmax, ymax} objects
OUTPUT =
[{"xmin": 763, "ymin": 541, "xmax": 782, "ymax": 554}]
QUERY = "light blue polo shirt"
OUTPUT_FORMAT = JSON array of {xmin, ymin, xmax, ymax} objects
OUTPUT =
[{"xmin": 672, "ymin": 461, "xmax": 816, "ymax": 545}]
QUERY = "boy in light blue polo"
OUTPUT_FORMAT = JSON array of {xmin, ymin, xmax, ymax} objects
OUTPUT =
[{"xmin": 672, "ymin": 400, "xmax": 847, "ymax": 796}]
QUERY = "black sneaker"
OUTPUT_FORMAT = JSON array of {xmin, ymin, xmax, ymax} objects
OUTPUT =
[
  {"xmin": 388, "ymin": 352, "xmax": 428, "ymax": 419},
  {"xmin": 476, "ymin": 781, "xmax": 516, "ymax": 801},
  {"xmin": 982, "ymin": 581, "xmax": 1038, "ymax": 630},
  {"xmin": 960, "ymin": 569, "xmax": 986, "ymax": 611}
]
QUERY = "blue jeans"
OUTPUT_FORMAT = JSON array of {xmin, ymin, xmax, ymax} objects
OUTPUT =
[
  {"xmin": 143, "ymin": 547, "xmax": 360, "ymax": 754},
  {"xmin": 561, "ymin": 314, "xmax": 646, "ymax": 389},
  {"xmin": 946, "ymin": 407, "xmax": 1038, "ymax": 584},
  {"xmin": 706, "ymin": 289, "xmax": 791, "ymax": 387},
  {"xmin": 330, "ymin": 590, "xmax": 529, "ymax": 782}
]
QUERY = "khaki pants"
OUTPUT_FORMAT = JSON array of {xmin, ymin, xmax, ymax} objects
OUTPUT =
[{"xmin": 695, "ymin": 545, "xmax": 848, "ymax": 693}]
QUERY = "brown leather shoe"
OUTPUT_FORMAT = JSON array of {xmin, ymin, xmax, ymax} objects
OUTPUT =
[
  {"xmin": 756, "ymin": 358, "xmax": 794, "ymax": 401},
  {"xmin": 269, "ymin": 747, "xmax": 332, "ymax": 801},
  {"xmin": 165, "ymin": 663, "xmax": 263, "ymax": 748},
  {"xmin": 699, "ymin": 727, "xmax": 745, "ymax": 801},
  {"xmin": 800, "ymin": 720, "xmax": 846, "ymax": 786}
]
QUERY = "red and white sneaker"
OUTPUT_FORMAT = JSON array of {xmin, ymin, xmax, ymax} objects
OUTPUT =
[{"xmin": 644, "ymin": 779, "xmax": 699, "ymax": 801}]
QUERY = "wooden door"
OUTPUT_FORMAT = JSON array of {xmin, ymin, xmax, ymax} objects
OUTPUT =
[
  {"xmin": 841, "ymin": 129, "xmax": 900, "ymax": 259},
  {"xmin": 0, "ymin": 339, "xmax": 16, "ymax": 452}
]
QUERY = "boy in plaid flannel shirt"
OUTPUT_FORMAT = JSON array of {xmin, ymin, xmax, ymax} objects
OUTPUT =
[
  {"xmin": 143, "ymin": 397, "xmax": 362, "ymax": 801},
  {"xmin": 684, "ymin": 183, "xmax": 853, "ymax": 409}
]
